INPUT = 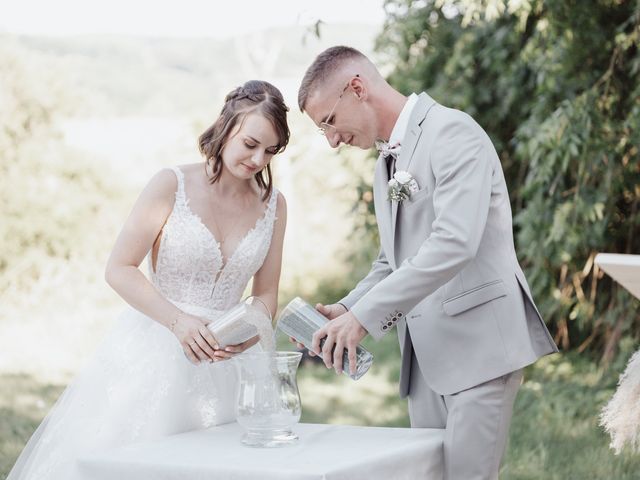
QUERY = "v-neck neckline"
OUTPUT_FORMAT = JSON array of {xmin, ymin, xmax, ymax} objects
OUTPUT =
[
  {"xmin": 182, "ymin": 191, "xmax": 273, "ymax": 273},
  {"xmin": 169, "ymin": 166, "xmax": 275, "ymax": 288}
]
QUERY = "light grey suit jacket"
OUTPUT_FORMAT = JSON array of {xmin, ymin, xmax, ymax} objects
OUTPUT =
[{"xmin": 340, "ymin": 93, "xmax": 558, "ymax": 396}]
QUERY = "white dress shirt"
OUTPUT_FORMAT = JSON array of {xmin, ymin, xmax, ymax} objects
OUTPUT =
[{"xmin": 389, "ymin": 93, "xmax": 418, "ymax": 146}]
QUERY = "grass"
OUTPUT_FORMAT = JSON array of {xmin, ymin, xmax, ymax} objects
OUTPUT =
[
  {"xmin": 501, "ymin": 352, "xmax": 640, "ymax": 479},
  {"xmin": 3, "ymin": 335, "xmax": 640, "ymax": 479},
  {"xmin": 0, "ymin": 374, "xmax": 65, "ymax": 479}
]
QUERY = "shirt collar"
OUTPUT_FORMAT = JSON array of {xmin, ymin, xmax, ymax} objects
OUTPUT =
[{"xmin": 388, "ymin": 93, "xmax": 419, "ymax": 146}]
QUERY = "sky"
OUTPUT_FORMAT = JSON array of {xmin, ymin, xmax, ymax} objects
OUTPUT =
[{"xmin": 0, "ymin": 0, "xmax": 386, "ymax": 38}]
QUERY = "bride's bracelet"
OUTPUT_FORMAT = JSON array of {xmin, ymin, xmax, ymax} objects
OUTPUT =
[{"xmin": 169, "ymin": 312, "xmax": 186, "ymax": 332}]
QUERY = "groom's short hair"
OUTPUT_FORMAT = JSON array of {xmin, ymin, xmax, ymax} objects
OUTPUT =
[{"xmin": 298, "ymin": 46, "xmax": 367, "ymax": 112}]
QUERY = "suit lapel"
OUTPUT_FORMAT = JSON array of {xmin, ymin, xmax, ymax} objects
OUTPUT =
[{"xmin": 390, "ymin": 93, "xmax": 437, "ymax": 249}]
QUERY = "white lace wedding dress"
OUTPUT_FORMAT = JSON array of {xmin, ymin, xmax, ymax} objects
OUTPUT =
[{"xmin": 8, "ymin": 166, "xmax": 279, "ymax": 479}]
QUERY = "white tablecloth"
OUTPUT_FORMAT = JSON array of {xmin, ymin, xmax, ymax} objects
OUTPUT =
[
  {"xmin": 78, "ymin": 422, "xmax": 444, "ymax": 480},
  {"xmin": 595, "ymin": 253, "xmax": 640, "ymax": 299}
]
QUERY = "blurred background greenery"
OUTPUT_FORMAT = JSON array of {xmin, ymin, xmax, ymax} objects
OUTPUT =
[{"xmin": 1, "ymin": 0, "xmax": 640, "ymax": 478}]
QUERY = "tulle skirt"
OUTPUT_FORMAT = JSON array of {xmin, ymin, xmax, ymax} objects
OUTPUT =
[
  {"xmin": 8, "ymin": 303, "xmax": 245, "ymax": 480},
  {"xmin": 601, "ymin": 348, "xmax": 640, "ymax": 454}
]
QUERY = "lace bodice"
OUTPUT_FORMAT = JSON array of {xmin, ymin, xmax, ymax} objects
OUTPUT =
[{"xmin": 149, "ymin": 166, "xmax": 278, "ymax": 311}]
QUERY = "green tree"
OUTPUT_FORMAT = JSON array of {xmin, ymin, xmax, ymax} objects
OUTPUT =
[
  {"xmin": 0, "ymin": 39, "xmax": 123, "ymax": 297},
  {"xmin": 354, "ymin": 0, "xmax": 640, "ymax": 361}
]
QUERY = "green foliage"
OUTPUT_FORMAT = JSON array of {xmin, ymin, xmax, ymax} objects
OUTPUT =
[
  {"xmin": 0, "ymin": 374, "xmax": 65, "ymax": 479},
  {"xmin": 357, "ymin": 0, "xmax": 640, "ymax": 360},
  {"xmin": 0, "ymin": 40, "xmax": 126, "ymax": 297}
]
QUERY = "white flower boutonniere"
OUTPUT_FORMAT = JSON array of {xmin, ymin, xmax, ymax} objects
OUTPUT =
[{"xmin": 388, "ymin": 170, "xmax": 419, "ymax": 203}]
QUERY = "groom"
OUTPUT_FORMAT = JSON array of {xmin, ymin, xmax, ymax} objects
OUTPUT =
[{"xmin": 298, "ymin": 46, "xmax": 558, "ymax": 479}]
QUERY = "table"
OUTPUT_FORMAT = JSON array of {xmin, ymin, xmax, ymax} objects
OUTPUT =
[
  {"xmin": 78, "ymin": 422, "xmax": 444, "ymax": 480},
  {"xmin": 595, "ymin": 253, "xmax": 640, "ymax": 299}
]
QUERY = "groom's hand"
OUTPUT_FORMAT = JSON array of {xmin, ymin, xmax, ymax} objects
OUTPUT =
[
  {"xmin": 288, "ymin": 302, "xmax": 347, "ymax": 351},
  {"xmin": 316, "ymin": 302, "xmax": 347, "ymax": 320},
  {"xmin": 311, "ymin": 311, "xmax": 367, "ymax": 376}
]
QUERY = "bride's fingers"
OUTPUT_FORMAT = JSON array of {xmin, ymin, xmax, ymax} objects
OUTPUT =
[
  {"xmin": 183, "ymin": 346, "xmax": 199, "ymax": 365},
  {"xmin": 198, "ymin": 327, "xmax": 219, "ymax": 350},
  {"xmin": 195, "ymin": 336, "xmax": 216, "ymax": 361},
  {"xmin": 224, "ymin": 335, "xmax": 258, "ymax": 354},
  {"xmin": 188, "ymin": 341, "xmax": 210, "ymax": 363},
  {"xmin": 213, "ymin": 349, "xmax": 234, "ymax": 360},
  {"xmin": 196, "ymin": 324, "xmax": 218, "ymax": 350}
]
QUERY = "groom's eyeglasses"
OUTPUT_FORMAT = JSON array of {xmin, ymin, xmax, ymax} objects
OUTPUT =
[{"xmin": 318, "ymin": 74, "xmax": 359, "ymax": 136}]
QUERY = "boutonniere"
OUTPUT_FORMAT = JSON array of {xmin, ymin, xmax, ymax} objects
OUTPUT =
[
  {"xmin": 388, "ymin": 170, "xmax": 419, "ymax": 203},
  {"xmin": 375, "ymin": 140, "xmax": 401, "ymax": 160}
]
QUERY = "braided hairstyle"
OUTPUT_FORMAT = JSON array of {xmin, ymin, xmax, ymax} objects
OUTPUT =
[{"xmin": 198, "ymin": 80, "xmax": 290, "ymax": 200}]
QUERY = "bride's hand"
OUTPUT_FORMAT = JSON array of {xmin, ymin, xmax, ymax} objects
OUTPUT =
[
  {"xmin": 212, "ymin": 335, "xmax": 260, "ymax": 361},
  {"xmin": 172, "ymin": 312, "xmax": 219, "ymax": 365}
]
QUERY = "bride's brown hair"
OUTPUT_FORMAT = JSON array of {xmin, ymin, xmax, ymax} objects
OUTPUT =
[{"xmin": 198, "ymin": 80, "xmax": 290, "ymax": 201}]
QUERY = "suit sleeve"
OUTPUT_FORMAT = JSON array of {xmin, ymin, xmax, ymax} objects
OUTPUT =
[
  {"xmin": 351, "ymin": 114, "xmax": 494, "ymax": 339},
  {"xmin": 339, "ymin": 247, "xmax": 393, "ymax": 310}
]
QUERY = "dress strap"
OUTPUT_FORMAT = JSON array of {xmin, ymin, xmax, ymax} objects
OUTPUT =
[
  {"xmin": 267, "ymin": 188, "xmax": 279, "ymax": 220},
  {"xmin": 168, "ymin": 166, "xmax": 187, "ymax": 205}
]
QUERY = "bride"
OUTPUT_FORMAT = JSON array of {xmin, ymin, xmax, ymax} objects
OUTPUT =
[{"xmin": 8, "ymin": 80, "xmax": 289, "ymax": 479}]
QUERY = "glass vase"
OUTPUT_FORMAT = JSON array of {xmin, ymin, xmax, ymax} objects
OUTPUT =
[{"xmin": 233, "ymin": 351, "xmax": 302, "ymax": 447}]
